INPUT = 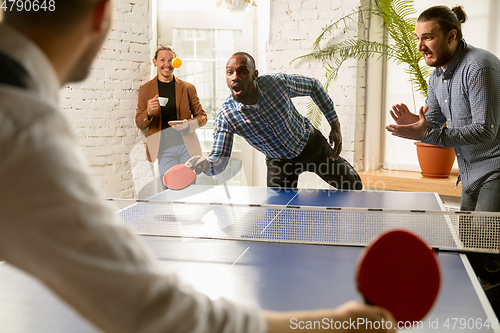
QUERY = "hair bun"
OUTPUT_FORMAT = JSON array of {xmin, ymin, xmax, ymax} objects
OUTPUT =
[{"xmin": 452, "ymin": 6, "xmax": 468, "ymax": 24}]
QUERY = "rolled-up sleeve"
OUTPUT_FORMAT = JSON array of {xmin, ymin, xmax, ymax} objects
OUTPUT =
[{"xmin": 205, "ymin": 109, "xmax": 234, "ymax": 176}]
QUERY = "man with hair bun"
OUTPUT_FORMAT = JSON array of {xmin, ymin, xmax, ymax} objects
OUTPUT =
[{"xmin": 386, "ymin": 5, "xmax": 500, "ymax": 315}]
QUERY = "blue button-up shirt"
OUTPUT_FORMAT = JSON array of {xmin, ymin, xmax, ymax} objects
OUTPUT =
[
  {"xmin": 205, "ymin": 73, "xmax": 337, "ymax": 175},
  {"xmin": 423, "ymin": 40, "xmax": 500, "ymax": 194}
]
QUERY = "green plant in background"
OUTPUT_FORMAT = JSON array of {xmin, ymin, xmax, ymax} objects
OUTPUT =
[{"xmin": 293, "ymin": 0, "xmax": 431, "ymax": 129}]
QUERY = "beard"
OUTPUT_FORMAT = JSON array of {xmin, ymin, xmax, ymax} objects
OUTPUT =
[
  {"xmin": 423, "ymin": 47, "xmax": 454, "ymax": 68},
  {"xmin": 232, "ymin": 91, "xmax": 247, "ymax": 103}
]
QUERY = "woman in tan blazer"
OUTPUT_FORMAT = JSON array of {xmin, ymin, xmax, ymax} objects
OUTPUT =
[{"xmin": 135, "ymin": 46, "xmax": 207, "ymax": 189}]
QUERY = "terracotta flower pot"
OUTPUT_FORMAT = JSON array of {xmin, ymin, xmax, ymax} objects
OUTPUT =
[{"xmin": 414, "ymin": 142, "xmax": 456, "ymax": 178}]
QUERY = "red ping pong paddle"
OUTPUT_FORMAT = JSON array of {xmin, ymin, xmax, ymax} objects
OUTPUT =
[
  {"xmin": 357, "ymin": 229, "xmax": 440, "ymax": 324},
  {"xmin": 163, "ymin": 157, "xmax": 206, "ymax": 190}
]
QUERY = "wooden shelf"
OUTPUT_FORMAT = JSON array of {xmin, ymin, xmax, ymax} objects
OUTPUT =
[{"xmin": 358, "ymin": 169, "xmax": 462, "ymax": 197}]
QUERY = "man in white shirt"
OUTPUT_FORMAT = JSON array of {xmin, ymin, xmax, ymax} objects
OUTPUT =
[{"xmin": 0, "ymin": 1, "xmax": 395, "ymax": 332}]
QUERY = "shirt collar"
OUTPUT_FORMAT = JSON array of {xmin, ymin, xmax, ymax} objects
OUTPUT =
[
  {"xmin": 0, "ymin": 23, "xmax": 60, "ymax": 107},
  {"xmin": 435, "ymin": 39, "xmax": 467, "ymax": 79}
]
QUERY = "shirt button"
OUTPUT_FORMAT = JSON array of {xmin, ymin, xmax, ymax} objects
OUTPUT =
[
  {"xmin": 448, "ymin": 119, "xmax": 451, "ymax": 121},
  {"xmin": 492, "ymin": 125, "xmax": 495, "ymax": 128},
  {"xmin": 445, "ymin": 99, "xmax": 448, "ymax": 103},
  {"xmin": 444, "ymin": 80, "xmax": 447, "ymax": 82}
]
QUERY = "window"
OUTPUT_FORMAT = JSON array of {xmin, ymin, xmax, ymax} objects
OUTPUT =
[
  {"xmin": 172, "ymin": 28, "xmax": 243, "ymax": 152},
  {"xmin": 157, "ymin": 6, "xmax": 255, "ymax": 185}
]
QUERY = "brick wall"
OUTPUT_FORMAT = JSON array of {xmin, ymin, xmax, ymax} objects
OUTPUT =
[{"xmin": 60, "ymin": 0, "xmax": 152, "ymax": 198}]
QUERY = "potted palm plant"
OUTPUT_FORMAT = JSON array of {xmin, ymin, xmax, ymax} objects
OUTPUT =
[{"xmin": 294, "ymin": 0, "xmax": 455, "ymax": 178}]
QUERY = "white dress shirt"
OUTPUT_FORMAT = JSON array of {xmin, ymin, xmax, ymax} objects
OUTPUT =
[{"xmin": 0, "ymin": 23, "xmax": 266, "ymax": 333}]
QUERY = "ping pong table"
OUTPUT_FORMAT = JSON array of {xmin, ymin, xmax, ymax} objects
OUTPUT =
[{"xmin": 0, "ymin": 185, "xmax": 498, "ymax": 332}]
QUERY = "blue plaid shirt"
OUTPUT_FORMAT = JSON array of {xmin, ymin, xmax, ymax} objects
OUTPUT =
[
  {"xmin": 205, "ymin": 73, "xmax": 338, "ymax": 175},
  {"xmin": 423, "ymin": 40, "xmax": 500, "ymax": 194}
]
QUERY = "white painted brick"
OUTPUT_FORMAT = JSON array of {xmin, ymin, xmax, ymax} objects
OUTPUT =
[
  {"xmin": 120, "ymin": 12, "xmax": 149, "ymax": 24},
  {"xmin": 105, "ymin": 30, "xmax": 123, "ymax": 42},
  {"xmin": 91, "ymin": 100, "xmax": 120, "ymax": 111},
  {"xmin": 61, "ymin": 88, "xmax": 82, "ymax": 100},
  {"xmin": 133, "ymin": 3, "xmax": 149, "ymax": 16},
  {"xmin": 98, "ymin": 49, "xmax": 119, "ymax": 60},
  {"xmin": 91, "ymin": 119, "xmax": 107, "ymax": 128},
  {"xmin": 123, "ymin": 127, "xmax": 139, "ymax": 137},
  {"xmin": 91, "ymin": 58, "xmax": 116, "ymax": 70},
  {"xmin": 109, "ymin": 136, "xmax": 124, "ymax": 145},
  {"xmin": 115, "ymin": 41, "xmax": 133, "ymax": 53},
  {"xmin": 112, "ymin": 144, "xmax": 134, "ymax": 154},
  {"xmin": 60, "ymin": 98, "xmax": 73, "ymax": 109},
  {"xmin": 118, "ymin": 99, "xmax": 137, "ymax": 110},
  {"xmin": 94, "ymin": 147, "xmax": 114, "ymax": 157},
  {"xmin": 105, "ymin": 70, "xmax": 122, "ymax": 80},
  {"xmin": 123, "ymin": 32, "xmax": 146, "ymax": 44},
  {"xmin": 120, "ymin": 188, "xmax": 135, "ymax": 198},
  {"xmin": 105, "ymin": 80, "xmax": 135, "ymax": 90},
  {"xmin": 89, "ymin": 166, "xmax": 111, "ymax": 176},
  {"xmin": 88, "ymin": 69, "xmax": 107, "ymax": 80},
  {"xmin": 112, "ymin": 164, "xmax": 132, "ymax": 174},
  {"xmin": 121, "ymin": 70, "xmax": 144, "ymax": 81},
  {"xmin": 112, "ymin": 110, "xmax": 135, "ymax": 119},
  {"xmin": 283, "ymin": 19, "xmax": 298, "ymax": 32},
  {"xmin": 112, "ymin": 90, "xmax": 133, "ymax": 100},
  {"xmin": 121, "ymin": 135, "xmax": 137, "ymax": 146},
  {"xmin": 138, "ymin": 62, "xmax": 149, "ymax": 73},
  {"xmin": 72, "ymin": 100, "xmax": 92, "ymax": 110},
  {"xmin": 293, "ymin": 9, "xmax": 317, "ymax": 22},
  {"xmin": 289, "ymin": 26, "xmax": 310, "ymax": 41},
  {"xmin": 302, "ymin": 0, "xmax": 318, "ymax": 10},
  {"xmin": 117, "ymin": 1, "xmax": 133, "ymax": 13},
  {"xmin": 91, "ymin": 156, "xmax": 109, "ymax": 166},
  {"xmin": 287, "ymin": 1, "xmax": 301, "ymax": 11},
  {"xmin": 311, "ymin": 18, "xmax": 330, "ymax": 31},
  {"xmin": 130, "ymin": 42, "xmax": 148, "ymax": 54},
  {"xmin": 108, "ymin": 154, "xmax": 122, "ymax": 165},
  {"xmin": 114, "ymin": 60, "xmax": 140, "ymax": 71},
  {"xmin": 101, "ymin": 91, "xmax": 115, "ymax": 100},
  {"xmin": 120, "ymin": 52, "xmax": 146, "ymax": 62},
  {"xmin": 85, "ymin": 90, "xmax": 102, "ymax": 100},
  {"xmin": 131, "ymin": 23, "xmax": 145, "ymax": 35},
  {"xmin": 115, "ymin": 128, "xmax": 127, "ymax": 137},
  {"xmin": 116, "ymin": 21, "xmax": 133, "ymax": 33}
]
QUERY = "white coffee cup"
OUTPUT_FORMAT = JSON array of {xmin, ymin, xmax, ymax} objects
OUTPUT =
[{"xmin": 158, "ymin": 97, "xmax": 169, "ymax": 107}]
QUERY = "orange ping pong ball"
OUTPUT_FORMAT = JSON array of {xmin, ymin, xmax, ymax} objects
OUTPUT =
[{"xmin": 172, "ymin": 58, "xmax": 182, "ymax": 68}]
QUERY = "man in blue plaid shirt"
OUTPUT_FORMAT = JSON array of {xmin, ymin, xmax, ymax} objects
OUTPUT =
[
  {"xmin": 386, "ymin": 5, "xmax": 500, "ymax": 314},
  {"xmin": 188, "ymin": 52, "xmax": 362, "ymax": 190}
]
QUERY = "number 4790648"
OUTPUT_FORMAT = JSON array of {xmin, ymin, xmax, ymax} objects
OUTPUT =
[{"xmin": 1, "ymin": 0, "xmax": 55, "ymax": 12}]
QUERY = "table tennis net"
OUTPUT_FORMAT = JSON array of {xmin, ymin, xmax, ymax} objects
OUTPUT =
[{"xmin": 106, "ymin": 199, "xmax": 500, "ymax": 254}]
